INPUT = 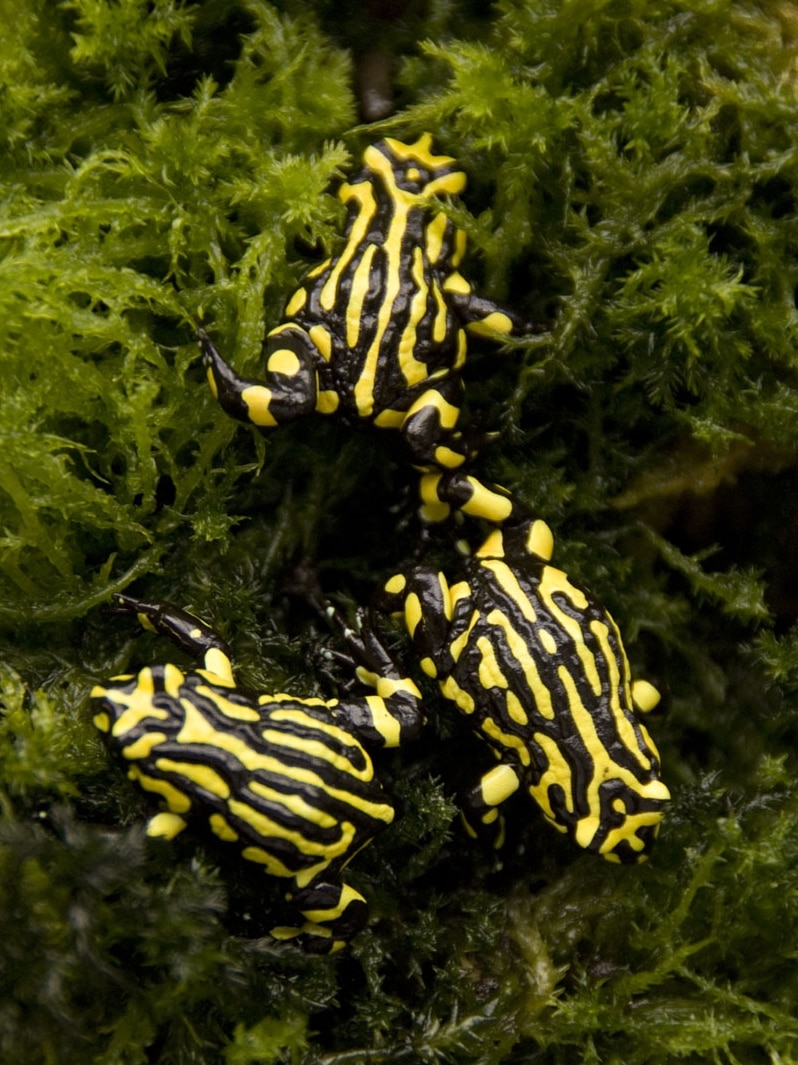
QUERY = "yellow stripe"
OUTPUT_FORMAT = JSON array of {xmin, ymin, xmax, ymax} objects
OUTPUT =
[
  {"xmin": 127, "ymin": 766, "xmax": 191, "ymax": 813},
  {"xmin": 248, "ymin": 779, "xmax": 339, "ymax": 829},
  {"xmin": 528, "ymin": 731, "xmax": 575, "ymax": 819},
  {"xmin": 439, "ymin": 674, "xmax": 475, "ymax": 714},
  {"xmin": 476, "ymin": 634, "xmax": 509, "ymax": 690},
  {"xmin": 346, "ymin": 242, "xmax": 377, "ymax": 350},
  {"xmin": 480, "ymin": 559, "xmax": 537, "ymax": 624},
  {"xmin": 155, "ymin": 757, "xmax": 231, "ymax": 799},
  {"xmin": 588, "ymin": 617, "xmax": 653, "ymax": 773},
  {"xmin": 231, "ymin": 800, "xmax": 357, "ymax": 874},
  {"xmin": 481, "ymin": 717, "xmax": 532, "ymax": 766},
  {"xmin": 396, "ymin": 246, "xmax": 431, "ymax": 387},
  {"xmin": 321, "ymin": 181, "xmax": 377, "ymax": 312},
  {"xmin": 537, "ymin": 567, "xmax": 602, "ymax": 697},
  {"xmin": 449, "ymin": 608, "xmax": 479, "ymax": 663},
  {"xmin": 121, "ymin": 731, "xmax": 168, "ymax": 761},
  {"xmin": 485, "ymin": 607, "xmax": 554, "ymax": 720},
  {"xmin": 353, "ymin": 175, "xmax": 409, "ymax": 416},
  {"xmin": 194, "ymin": 685, "xmax": 260, "ymax": 721}
]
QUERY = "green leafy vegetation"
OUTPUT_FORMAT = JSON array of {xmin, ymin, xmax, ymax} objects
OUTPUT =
[{"xmin": 3, "ymin": 0, "xmax": 798, "ymax": 1061}]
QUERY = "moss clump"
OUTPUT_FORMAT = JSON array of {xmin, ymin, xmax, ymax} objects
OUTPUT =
[{"xmin": 3, "ymin": 1, "xmax": 798, "ymax": 1062}]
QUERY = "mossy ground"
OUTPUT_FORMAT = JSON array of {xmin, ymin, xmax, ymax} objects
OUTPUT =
[{"xmin": 3, "ymin": 1, "xmax": 798, "ymax": 1062}]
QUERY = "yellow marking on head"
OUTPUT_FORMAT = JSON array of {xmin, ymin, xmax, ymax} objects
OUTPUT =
[
  {"xmin": 477, "ymin": 634, "xmax": 509, "ymax": 690},
  {"xmin": 460, "ymin": 479, "xmax": 513, "ymax": 522},
  {"xmin": 440, "ymin": 674, "xmax": 475, "ymax": 714},
  {"xmin": 443, "ymin": 271, "xmax": 470, "ymax": 295},
  {"xmin": 155, "ymin": 757, "xmax": 231, "ymax": 799},
  {"xmin": 481, "ymin": 717, "xmax": 532, "ymax": 766},
  {"xmin": 108, "ymin": 670, "xmax": 174, "ymax": 738},
  {"xmin": 527, "ymin": 520, "xmax": 554, "ymax": 561},
  {"xmin": 202, "ymin": 647, "xmax": 235, "ymax": 687},
  {"xmin": 122, "ymin": 731, "xmax": 168, "ymax": 761},
  {"xmin": 632, "ymin": 678, "xmax": 661, "ymax": 713},
  {"xmin": 467, "ymin": 310, "xmax": 514, "ymax": 338},
  {"xmin": 480, "ymin": 762, "xmax": 521, "ymax": 807},
  {"xmin": 404, "ymin": 591, "xmax": 423, "ymax": 638},
  {"xmin": 241, "ymin": 385, "xmax": 278, "ymax": 427},
  {"xmin": 475, "ymin": 529, "xmax": 505, "ymax": 559},
  {"xmin": 147, "ymin": 811, "xmax": 188, "ymax": 839},
  {"xmin": 384, "ymin": 572, "xmax": 407, "ymax": 595},
  {"xmin": 128, "ymin": 766, "xmax": 191, "ymax": 813},
  {"xmin": 599, "ymin": 806, "xmax": 668, "ymax": 859},
  {"xmin": 93, "ymin": 711, "xmax": 110, "ymax": 733},
  {"xmin": 285, "ymin": 287, "xmax": 307, "ymax": 316},
  {"xmin": 266, "ymin": 348, "xmax": 302, "ymax": 377},
  {"xmin": 209, "ymin": 812, "xmax": 239, "ymax": 842},
  {"xmin": 309, "ymin": 324, "xmax": 333, "ymax": 361},
  {"xmin": 346, "ymin": 241, "xmax": 377, "ymax": 351}
]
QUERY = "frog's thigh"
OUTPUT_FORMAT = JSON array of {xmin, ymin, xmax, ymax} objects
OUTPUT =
[
  {"xmin": 418, "ymin": 470, "xmax": 517, "ymax": 525},
  {"xmin": 399, "ymin": 377, "xmax": 466, "ymax": 468}
]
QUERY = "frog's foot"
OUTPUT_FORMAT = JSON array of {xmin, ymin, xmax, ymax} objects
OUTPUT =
[
  {"xmin": 418, "ymin": 469, "xmax": 522, "ymax": 525},
  {"xmin": 111, "ymin": 595, "xmax": 233, "ymax": 680},
  {"xmin": 270, "ymin": 881, "xmax": 369, "ymax": 954}
]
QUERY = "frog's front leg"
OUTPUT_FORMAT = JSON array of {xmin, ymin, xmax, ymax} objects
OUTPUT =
[
  {"xmin": 199, "ymin": 324, "xmax": 321, "ymax": 429},
  {"xmin": 373, "ymin": 563, "xmax": 463, "ymax": 678},
  {"xmin": 325, "ymin": 602, "xmax": 425, "ymax": 748},
  {"xmin": 461, "ymin": 761, "xmax": 522, "ymax": 850},
  {"xmin": 272, "ymin": 880, "xmax": 369, "ymax": 954},
  {"xmin": 444, "ymin": 279, "xmax": 540, "ymax": 339}
]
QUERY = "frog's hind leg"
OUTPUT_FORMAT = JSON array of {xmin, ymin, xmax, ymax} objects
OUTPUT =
[
  {"xmin": 272, "ymin": 881, "xmax": 369, "ymax": 954},
  {"xmin": 112, "ymin": 594, "xmax": 234, "ymax": 683},
  {"xmin": 198, "ymin": 325, "xmax": 319, "ymax": 429},
  {"xmin": 418, "ymin": 469, "xmax": 524, "ymax": 525}
]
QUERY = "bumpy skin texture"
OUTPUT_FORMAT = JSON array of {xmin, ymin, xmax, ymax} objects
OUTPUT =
[
  {"xmin": 373, "ymin": 518, "xmax": 671, "ymax": 863},
  {"xmin": 200, "ymin": 133, "xmax": 535, "ymax": 524},
  {"xmin": 91, "ymin": 596, "xmax": 422, "ymax": 953}
]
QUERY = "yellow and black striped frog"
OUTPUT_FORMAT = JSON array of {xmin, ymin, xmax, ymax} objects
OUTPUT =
[
  {"xmin": 200, "ymin": 133, "xmax": 536, "ymax": 524},
  {"xmin": 91, "ymin": 594, "xmax": 422, "ymax": 953},
  {"xmin": 373, "ymin": 509, "xmax": 671, "ymax": 863}
]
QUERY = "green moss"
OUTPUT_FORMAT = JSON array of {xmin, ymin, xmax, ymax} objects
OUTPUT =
[{"xmin": 3, "ymin": 0, "xmax": 798, "ymax": 1061}]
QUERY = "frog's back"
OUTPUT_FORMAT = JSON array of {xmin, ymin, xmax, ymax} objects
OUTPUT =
[
  {"xmin": 98, "ymin": 667, "xmax": 395, "ymax": 884},
  {"xmin": 450, "ymin": 556, "xmax": 663, "ymax": 790}
]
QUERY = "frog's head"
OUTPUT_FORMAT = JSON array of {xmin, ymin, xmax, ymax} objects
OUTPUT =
[
  {"xmin": 531, "ymin": 736, "xmax": 671, "ymax": 864},
  {"xmin": 91, "ymin": 664, "xmax": 184, "ymax": 751},
  {"xmin": 364, "ymin": 134, "xmax": 467, "ymax": 199}
]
